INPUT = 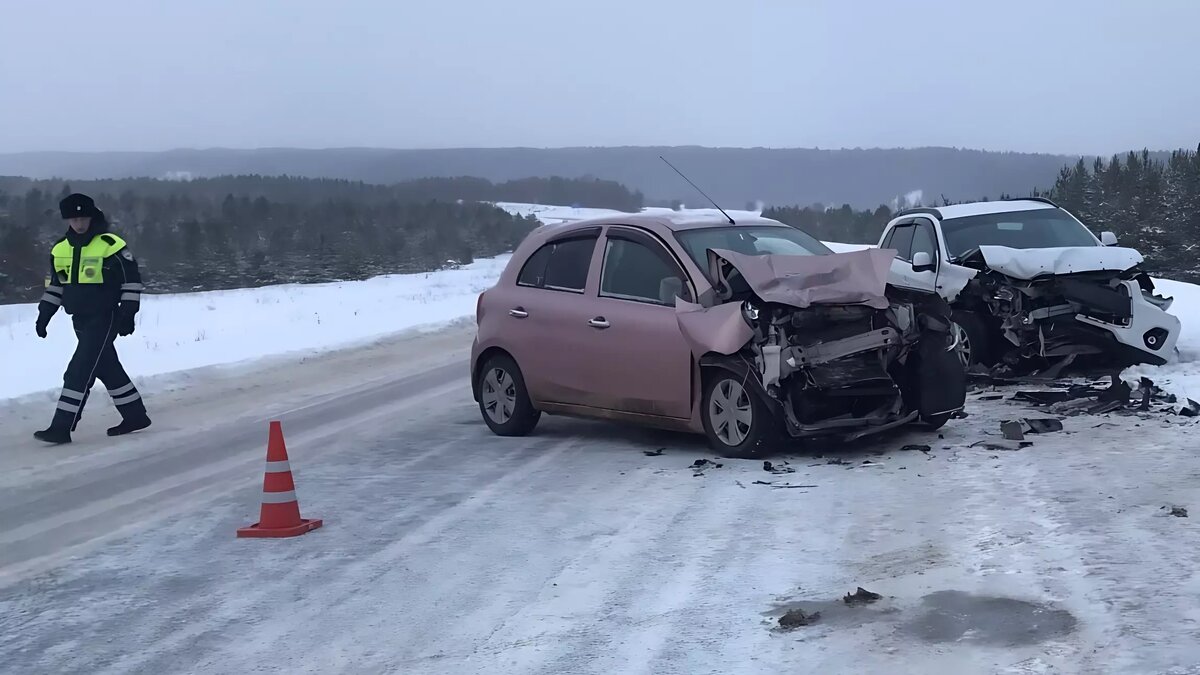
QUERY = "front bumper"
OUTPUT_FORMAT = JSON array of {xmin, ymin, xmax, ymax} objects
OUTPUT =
[{"xmin": 1073, "ymin": 280, "xmax": 1181, "ymax": 365}]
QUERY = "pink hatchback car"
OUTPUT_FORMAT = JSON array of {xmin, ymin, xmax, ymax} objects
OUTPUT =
[{"xmin": 470, "ymin": 211, "xmax": 965, "ymax": 457}]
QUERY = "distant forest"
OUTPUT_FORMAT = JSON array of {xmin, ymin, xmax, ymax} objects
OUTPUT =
[
  {"xmin": 0, "ymin": 146, "xmax": 1092, "ymax": 209},
  {"xmin": 0, "ymin": 175, "xmax": 642, "ymax": 303},
  {"xmin": 3, "ymin": 143, "xmax": 1199, "ymax": 304}
]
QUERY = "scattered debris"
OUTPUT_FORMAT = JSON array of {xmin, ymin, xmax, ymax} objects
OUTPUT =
[
  {"xmin": 690, "ymin": 458, "xmax": 724, "ymax": 476},
  {"xmin": 779, "ymin": 608, "xmax": 820, "ymax": 628},
  {"xmin": 771, "ymin": 484, "xmax": 818, "ymax": 490},
  {"xmin": 1001, "ymin": 420, "xmax": 1025, "ymax": 441},
  {"xmin": 826, "ymin": 457, "xmax": 851, "ymax": 465},
  {"xmin": 901, "ymin": 444, "xmax": 931, "ymax": 453},
  {"xmin": 735, "ymin": 480, "xmax": 747, "ymax": 489},
  {"xmin": 644, "ymin": 448, "xmax": 664, "ymax": 457},
  {"xmin": 1014, "ymin": 390, "xmax": 1072, "ymax": 404},
  {"xmin": 976, "ymin": 394, "xmax": 1005, "ymax": 401},
  {"xmin": 843, "ymin": 587, "xmax": 883, "ymax": 605},
  {"xmin": 1025, "ymin": 418, "xmax": 1064, "ymax": 434},
  {"xmin": 763, "ymin": 460, "xmax": 796, "ymax": 474},
  {"xmin": 1180, "ymin": 399, "xmax": 1200, "ymax": 417},
  {"xmin": 970, "ymin": 439, "xmax": 1033, "ymax": 451},
  {"xmin": 1164, "ymin": 506, "xmax": 1189, "ymax": 518}
]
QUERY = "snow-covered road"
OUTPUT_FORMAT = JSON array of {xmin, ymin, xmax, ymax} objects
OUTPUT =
[{"xmin": 3, "ymin": 323, "xmax": 1200, "ymax": 674}]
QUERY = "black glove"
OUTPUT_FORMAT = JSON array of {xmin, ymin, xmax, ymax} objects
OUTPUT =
[
  {"xmin": 116, "ymin": 311, "xmax": 136, "ymax": 336},
  {"xmin": 35, "ymin": 319, "xmax": 48, "ymax": 339}
]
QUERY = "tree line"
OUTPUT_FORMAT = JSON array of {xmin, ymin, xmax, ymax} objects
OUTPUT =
[{"xmin": 2, "ymin": 174, "xmax": 642, "ymax": 303}]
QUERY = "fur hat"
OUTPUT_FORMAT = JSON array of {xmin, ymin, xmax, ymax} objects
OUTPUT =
[{"xmin": 59, "ymin": 193, "xmax": 100, "ymax": 219}]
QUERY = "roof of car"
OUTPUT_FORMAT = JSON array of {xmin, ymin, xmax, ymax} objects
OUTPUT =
[
  {"xmin": 536, "ymin": 208, "xmax": 791, "ymax": 233},
  {"xmin": 895, "ymin": 198, "xmax": 1061, "ymax": 221}
]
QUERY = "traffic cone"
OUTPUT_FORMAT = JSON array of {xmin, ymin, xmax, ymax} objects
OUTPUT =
[{"xmin": 237, "ymin": 420, "xmax": 323, "ymax": 538}]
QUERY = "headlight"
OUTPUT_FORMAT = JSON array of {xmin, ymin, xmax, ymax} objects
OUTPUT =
[{"xmin": 742, "ymin": 301, "xmax": 760, "ymax": 322}]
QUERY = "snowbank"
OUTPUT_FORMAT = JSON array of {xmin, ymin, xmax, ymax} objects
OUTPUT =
[{"xmin": 0, "ymin": 256, "xmax": 509, "ymax": 401}]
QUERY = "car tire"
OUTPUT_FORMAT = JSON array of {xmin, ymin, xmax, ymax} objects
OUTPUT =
[
  {"xmin": 701, "ymin": 371, "xmax": 774, "ymax": 459},
  {"xmin": 477, "ymin": 353, "xmax": 540, "ymax": 436},
  {"xmin": 951, "ymin": 310, "xmax": 995, "ymax": 368}
]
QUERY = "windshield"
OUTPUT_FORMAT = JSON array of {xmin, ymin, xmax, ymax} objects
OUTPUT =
[
  {"xmin": 940, "ymin": 208, "xmax": 1099, "ymax": 259},
  {"xmin": 674, "ymin": 225, "xmax": 832, "ymax": 269}
]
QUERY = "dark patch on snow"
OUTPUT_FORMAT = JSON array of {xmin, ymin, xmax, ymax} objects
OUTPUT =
[
  {"xmin": 778, "ymin": 608, "xmax": 820, "ymax": 628},
  {"xmin": 901, "ymin": 444, "xmax": 931, "ymax": 453},
  {"xmin": 1163, "ymin": 505, "xmax": 1189, "ymax": 518},
  {"xmin": 843, "ymin": 587, "xmax": 882, "ymax": 605},
  {"xmin": 901, "ymin": 590, "xmax": 1076, "ymax": 646},
  {"xmin": 643, "ymin": 448, "xmax": 664, "ymax": 456}
]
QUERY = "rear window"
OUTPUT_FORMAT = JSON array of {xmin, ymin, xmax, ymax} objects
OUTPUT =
[
  {"xmin": 940, "ymin": 208, "xmax": 1099, "ymax": 258},
  {"xmin": 516, "ymin": 236, "xmax": 596, "ymax": 292}
]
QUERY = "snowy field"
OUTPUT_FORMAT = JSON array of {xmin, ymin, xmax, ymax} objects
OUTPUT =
[{"xmin": 0, "ymin": 256, "xmax": 509, "ymax": 401}]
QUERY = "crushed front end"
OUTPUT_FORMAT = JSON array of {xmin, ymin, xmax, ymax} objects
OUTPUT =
[
  {"xmin": 957, "ymin": 247, "xmax": 1180, "ymax": 367},
  {"xmin": 679, "ymin": 247, "xmax": 966, "ymax": 443}
]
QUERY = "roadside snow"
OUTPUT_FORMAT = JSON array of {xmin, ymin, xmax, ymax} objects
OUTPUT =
[{"xmin": 0, "ymin": 256, "xmax": 509, "ymax": 401}]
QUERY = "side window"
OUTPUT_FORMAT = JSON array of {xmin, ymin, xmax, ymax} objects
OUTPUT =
[
  {"xmin": 887, "ymin": 225, "xmax": 915, "ymax": 261},
  {"xmin": 600, "ymin": 235, "xmax": 693, "ymax": 306},
  {"xmin": 909, "ymin": 220, "xmax": 938, "ymax": 263},
  {"xmin": 517, "ymin": 245, "xmax": 552, "ymax": 287},
  {"xmin": 516, "ymin": 236, "xmax": 597, "ymax": 293}
]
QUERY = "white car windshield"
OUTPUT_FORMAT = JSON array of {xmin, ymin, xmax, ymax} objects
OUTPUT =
[
  {"xmin": 940, "ymin": 208, "xmax": 1100, "ymax": 259},
  {"xmin": 675, "ymin": 226, "xmax": 832, "ymax": 269}
]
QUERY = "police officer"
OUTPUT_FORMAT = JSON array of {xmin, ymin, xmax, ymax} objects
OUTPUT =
[{"xmin": 34, "ymin": 193, "xmax": 151, "ymax": 444}]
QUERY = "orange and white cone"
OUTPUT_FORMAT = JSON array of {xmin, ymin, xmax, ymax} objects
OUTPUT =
[{"xmin": 237, "ymin": 420, "xmax": 323, "ymax": 538}]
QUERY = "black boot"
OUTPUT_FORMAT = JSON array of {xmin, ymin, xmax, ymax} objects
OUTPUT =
[
  {"xmin": 34, "ymin": 426, "xmax": 72, "ymax": 444},
  {"xmin": 107, "ymin": 415, "xmax": 151, "ymax": 437}
]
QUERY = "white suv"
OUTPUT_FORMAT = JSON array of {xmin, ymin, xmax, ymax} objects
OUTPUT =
[{"xmin": 876, "ymin": 198, "xmax": 1180, "ymax": 370}]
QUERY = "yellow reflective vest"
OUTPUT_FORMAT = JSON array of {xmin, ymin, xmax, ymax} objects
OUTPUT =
[{"xmin": 51, "ymin": 233, "xmax": 127, "ymax": 284}]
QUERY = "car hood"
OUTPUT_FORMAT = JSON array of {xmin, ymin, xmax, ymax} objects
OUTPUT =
[
  {"xmin": 674, "ymin": 247, "xmax": 898, "ymax": 357},
  {"xmin": 973, "ymin": 245, "xmax": 1144, "ymax": 280},
  {"xmin": 705, "ymin": 247, "xmax": 896, "ymax": 310}
]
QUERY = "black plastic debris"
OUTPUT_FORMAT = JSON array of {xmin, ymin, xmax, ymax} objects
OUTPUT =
[
  {"xmin": 843, "ymin": 587, "xmax": 882, "ymax": 605},
  {"xmin": 970, "ymin": 439, "xmax": 1033, "ymax": 451},
  {"xmin": 1025, "ymin": 418, "xmax": 1064, "ymax": 434},
  {"xmin": 976, "ymin": 394, "xmax": 1005, "ymax": 401},
  {"xmin": 1164, "ymin": 506, "xmax": 1189, "ymax": 518},
  {"xmin": 779, "ymin": 608, "xmax": 820, "ymax": 628},
  {"xmin": 901, "ymin": 444, "xmax": 932, "ymax": 453},
  {"xmin": 1180, "ymin": 399, "xmax": 1200, "ymax": 417},
  {"xmin": 644, "ymin": 448, "xmax": 664, "ymax": 456},
  {"xmin": 763, "ymin": 461, "xmax": 796, "ymax": 474},
  {"xmin": 1014, "ymin": 390, "xmax": 1072, "ymax": 404},
  {"xmin": 692, "ymin": 459, "xmax": 710, "ymax": 467}
]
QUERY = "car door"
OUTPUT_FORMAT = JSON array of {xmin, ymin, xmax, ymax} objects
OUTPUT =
[
  {"xmin": 500, "ymin": 229, "xmax": 602, "ymax": 407},
  {"xmin": 883, "ymin": 218, "xmax": 938, "ymax": 290},
  {"xmin": 571, "ymin": 226, "xmax": 697, "ymax": 420}
]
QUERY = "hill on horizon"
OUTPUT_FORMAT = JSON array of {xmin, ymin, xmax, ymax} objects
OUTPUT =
[{"xmin": 0, "ymin": 145, "xmax": 1179, "ymax": 208}]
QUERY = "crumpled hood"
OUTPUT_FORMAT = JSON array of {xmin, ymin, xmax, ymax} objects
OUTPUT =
[
  {"xmin": 976, "ymin": 245, "xmax": 1143, "ymax": 280},
  {"xmin": 673, "ymin": 247, "xmax": 898, "ymax": 357},
  {"xmin": 706, "ymin": 247, "xmax": 896, "ymax": 310}
]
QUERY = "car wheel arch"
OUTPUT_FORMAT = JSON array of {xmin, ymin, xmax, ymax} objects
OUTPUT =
[{"xmin": 473, "ymin": 346, "xmax": 517, "ymax": 402}]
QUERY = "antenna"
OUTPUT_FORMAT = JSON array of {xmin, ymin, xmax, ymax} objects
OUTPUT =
[{"xmin": 659, "ymin": 155, "xmax": 735, "ymax": 224}]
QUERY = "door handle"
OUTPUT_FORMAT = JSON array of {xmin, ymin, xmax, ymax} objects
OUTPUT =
[
  {"xmin": 509, "ymin": 308, "xmax": 528, "ymax": 318},
  {"xmin": 588, "ymin": 317, "xmax": 610, "ymax": 329}
]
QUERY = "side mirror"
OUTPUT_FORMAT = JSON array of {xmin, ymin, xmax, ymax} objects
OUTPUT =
[
  {"xmin": 911, "ymin": 251, "xmax": 935, "ymax": 273},
  {"xmin": 1100, "ymin": 231, "xmax": 1118, "ymax": 246}
]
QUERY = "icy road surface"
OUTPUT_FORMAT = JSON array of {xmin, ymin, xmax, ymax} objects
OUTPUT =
[{"xmin": 2, "ymin": 324, "xmax": 1200, "ymax": 674}]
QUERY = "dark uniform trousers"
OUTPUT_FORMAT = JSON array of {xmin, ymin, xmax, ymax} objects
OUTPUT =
[{"xmin": 52, "ymin": 312, "xmax": 147, "ymax": 431}]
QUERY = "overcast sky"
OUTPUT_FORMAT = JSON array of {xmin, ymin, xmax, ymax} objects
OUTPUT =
[{"xmin": 1, "ymin": 0, "xmax": 1196, "ymax": 155}]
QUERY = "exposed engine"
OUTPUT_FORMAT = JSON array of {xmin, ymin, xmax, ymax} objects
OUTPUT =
[
  {"xmin": 740, "ymin": 296, "xmax": 943, "ymax": 437},
  {"xmin": 964, "ymin": 266, "xmax": 1175, "ymax": 363}
]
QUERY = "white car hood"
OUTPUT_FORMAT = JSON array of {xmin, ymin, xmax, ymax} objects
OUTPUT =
[{"xmin": 976, "ymin": 245, "xmax": 1143, "ymax": 280}]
